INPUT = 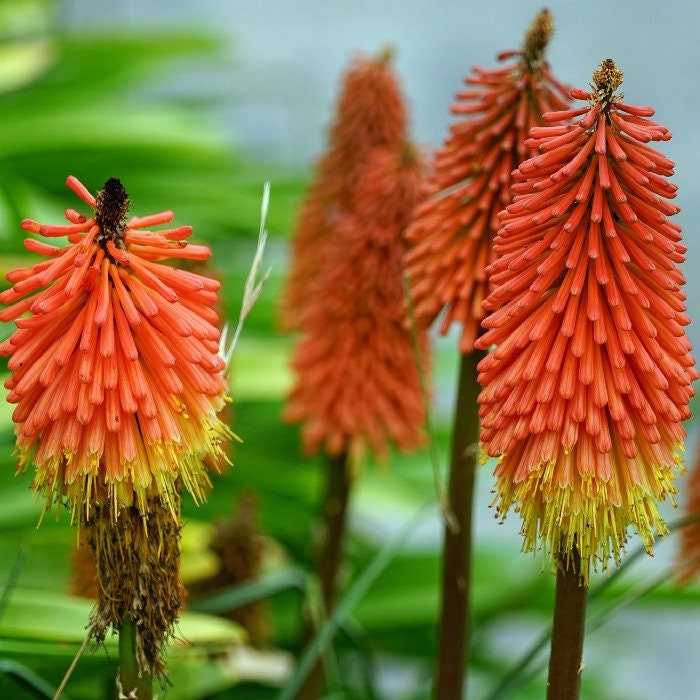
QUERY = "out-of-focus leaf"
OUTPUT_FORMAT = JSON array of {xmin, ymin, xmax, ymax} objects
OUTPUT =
[
  {"xmin": 0, "ymin": 587, "xmax": 245, "ymax": 648},
  {"xmin": 180, "ymin": 520, "xmax": 220, "ymax": 584},
  {"xmin": 0, "ymin": 659, "xmax": 59, "ymax": 700},
  {"xmin": 231, "ymin": 337, "xmax": 293, "ymax": 400},
  {"xmin": 190, "ymin": 567, "xmax": 307, "ymax": 615},
  {"xmin": 0, "ymin": 31, "xmax": 306, "ymax": 252},
  {"xmin": 0, "ymin": 589, "xmax": 106, "ymax": 645}
]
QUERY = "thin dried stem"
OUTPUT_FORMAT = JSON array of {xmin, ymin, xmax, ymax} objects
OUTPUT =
[
  {"xmin": 52, "ymin": 632, "xmax": 91, "ymax": 700},
  {"xmin": 221, "ymin": 182, "xmax": 272, "ymax": 369}
]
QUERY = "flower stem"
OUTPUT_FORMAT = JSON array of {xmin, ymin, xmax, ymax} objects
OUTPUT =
[
  {"xmin": 435, "ymin": 350, "xmax": 484, "ymax": 699},
  {"xmin": 546, "ymin": 545, "xmax": 587, "ymax": 700},
  {"xmin": 118, "ymin": 615, "xmax": 152, "ymax": 700},
  {"xmin": 298, "ymin": 451, "xmax": 352, "ymax": 698}
]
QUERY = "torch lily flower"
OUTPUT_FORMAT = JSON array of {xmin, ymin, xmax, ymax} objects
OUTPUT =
[
  {"xmin": 285, "ymin": 142, "xmax": 428, "ymax": 459},
  {"xmin": 405, "ymin": 8, "xmax": 570, "ymax": 353},
  {"xmin": 0, "ymin": 176, "xmax": 232, "ymax": 678},
  {"xmin": 282, "ymin": 48, "xmax": 409, "ymax": 332},
  {"xmin": 0, "ymin": 176, "xmax": 231, "ymax": 523},
  {"xmin": 475, "ymin": 60, "xmax": 696, "ymax": 581}
]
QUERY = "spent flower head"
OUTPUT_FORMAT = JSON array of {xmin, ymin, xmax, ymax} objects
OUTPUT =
[{"xmin": 475, "ymin": 60, "xmax": 696, "ymax": 581}]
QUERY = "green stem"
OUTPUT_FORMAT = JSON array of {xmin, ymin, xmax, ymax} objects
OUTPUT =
[
  {"xmin": 435, "ymin": 350, "xmax": 484, "ymax": 699},
  {"xmin": 546, "ymin": 546, "xmax": 587, "ymax": 700},
  {"xmin": 118, "ymin": 615, "xmax": 152, "ymax": 700}
]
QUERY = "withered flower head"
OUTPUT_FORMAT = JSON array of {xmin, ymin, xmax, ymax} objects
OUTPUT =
[
  {"xmin": 475, "ymin": 60, "xmax": 696, "ymax": 581},
  {"xmin": 405, "ymin": 8, "xmax": 570, "ymax": 353}
]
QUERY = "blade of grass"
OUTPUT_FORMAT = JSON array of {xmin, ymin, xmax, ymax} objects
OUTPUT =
[
  {"xmin": 221, "ymin": 181, "xmax": 272, "ymax": 369},
  {"xmin": 0, "ymin": 546, "xmax": 28, "ymax": 623},
  {"xmin": 277, "ymin": 502, "xmax": 434, "ymax": 700},
  {"xmin": 189, "ymin": 567, "xmax": 307, "ymax": 614}
]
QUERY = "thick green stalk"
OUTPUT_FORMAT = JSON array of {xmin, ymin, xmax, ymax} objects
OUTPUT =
[
  {"xmin": 546, "ymin": 546, "xmax": 587, "ymax": 700},
  {"xmin": 435, "ymin": 350, "xmax": 484, "ymax": 699},
  {"xmin": 118, "ymin": 615, "xmax": 152, "ymax": 700}
]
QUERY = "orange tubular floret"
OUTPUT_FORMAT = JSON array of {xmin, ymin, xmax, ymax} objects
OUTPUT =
[
  {"xmin": 66, "ymin": 175, "xmax": 97, "ymax": 206},
  {"xmin": 127, "ymin": 211, "xmax": 175, "ymax": 228}
]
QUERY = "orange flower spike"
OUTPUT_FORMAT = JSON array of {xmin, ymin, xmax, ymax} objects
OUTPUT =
[
  {"xmin": 282, "ymin": 48, "xmax": 408, "ymax": 331},
  {"xmin": 475, "ymin": 59, "xmax": 697, "ymax": 582},
  {"xmin": 285, "ymin": 143, "xmax": 428, "ymax": 460},
  {"xmin": 0, "ymin": 176, "xmax": 232, "ymax": 523},
  {"xmin": 405, "ymin": 8, "xmax": 570, "ymax": 353}
]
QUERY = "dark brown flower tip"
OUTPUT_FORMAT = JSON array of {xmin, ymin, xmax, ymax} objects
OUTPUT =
[
  {"xmin": 592, "ymin": 58, "xmax": 624, "ymax": 102},
  {"xmin": 95, "ymin": 177, "xmax": 130, "ymax": 244},
  {"xmin": 523, "ymin": 8, "xmax": 554, "ymax": 69},
  {"xmin": 375, "ymin": 44, "xmax": 396, "ymax": 66}
]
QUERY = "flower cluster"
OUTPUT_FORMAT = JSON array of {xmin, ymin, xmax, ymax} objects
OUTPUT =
[
  {"xmin": 405, "ymin": 9, "xmax": 570, "ymax": 353},
  {"xmin": 0, "ymin": 176, "xmax": 232, "ymax": 524},
  {"xmin": 282, "ymin": 48, "xmax": 409, "ymax": 332},
  {"xmin": 285, "ymin": 143, "xmax": 428, "ymax": 458},
  {"xmin": 282, "ymin": 49, "xmax": 428, "ymax": 460},
  {"xmin": 476, "ymin": 60, "xmax": 696, "ymax": 579}
]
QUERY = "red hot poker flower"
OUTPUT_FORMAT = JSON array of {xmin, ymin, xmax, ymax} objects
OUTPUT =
[
  {"xmin": 282, "ymin": 48, "xmax": 408, "ymax": 332},
  {"xmin": 405, "ymin": 9, "xmax": 570, "ymax": 353},
  {"xmin": 0, "ymin": 176, "xmax": 232, "ymax": 524},
  {"xmin": 475, "ymin": 60, "xmax": 697, "ymax": 580},
  {"xmin": 285, "ymin": 143, "xmax": 428, "ymax": 459}
]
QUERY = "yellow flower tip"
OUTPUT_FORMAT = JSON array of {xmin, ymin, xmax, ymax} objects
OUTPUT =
[
  {"xmin": 523, "ymin": 8, "xmax": 554, "ymax": 68},
  {"xmin": 399, "ymin": 140, "xmax": 420, "ymax": 167},
  {"xmin": 375, "ymin": 44, "xmax": 396, "ymax": 66}
]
